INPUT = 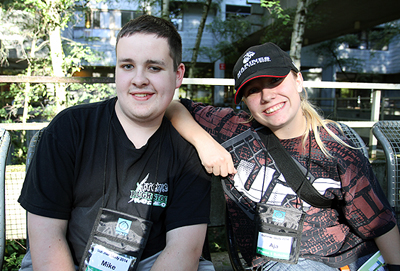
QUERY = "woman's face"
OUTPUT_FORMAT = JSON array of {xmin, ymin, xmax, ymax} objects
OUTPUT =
[{"xmin": 242, "ymin": 72, "xmax": 306, "ymax": 139}]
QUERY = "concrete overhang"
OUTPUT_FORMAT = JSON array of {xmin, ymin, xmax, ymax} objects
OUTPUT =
[{"xmin": 240, "ymin": 0, "xmax": 400, "ymax": 51}]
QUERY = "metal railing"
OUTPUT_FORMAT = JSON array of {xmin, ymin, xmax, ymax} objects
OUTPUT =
[
  {"xmin": 1, "ymin": 76, "xmax": 400, "ymax": 239},
  {"xmin": 1, "ymin": 76, "xmax": 400, "ymax": 155}
]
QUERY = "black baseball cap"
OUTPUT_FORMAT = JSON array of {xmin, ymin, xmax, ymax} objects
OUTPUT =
[{"xmin": 233, "ymin": 42, "xmax": 299, "ymax": 104}]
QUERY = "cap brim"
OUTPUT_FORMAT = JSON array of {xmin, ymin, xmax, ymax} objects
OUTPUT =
[{"xmin": 234, "ymin": 68, "xmax": 290, "ymax": 104}]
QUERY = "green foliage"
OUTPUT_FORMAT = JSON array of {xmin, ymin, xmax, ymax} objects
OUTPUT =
[
  {"xmin": 0, "ymin": 0, "xmax": 115, "ymax": 163},
  {"xmin": 0, "ymin": 84, "xmax": 23, "ymax": 121},
  {"xmin": 3, "ymin": 239, "xmax": 26, "ymax": 271},
  {"xmin": 203, "ymin": 0, "xmax": 295, "ymax": 62},
  {"xmin": 0, "ymin": 37, "xmax": 8, "ymax": 66},
  {"xmin": 15, "ymin": 0, "xmax": 79, "ymax": 31},
  {"xmin": 204, "ymin": 15, "xmax": 252, "ymax": 64},
  {"xmin": 63, "ymin": 40, "xmax": 102, "ymax": 75},
  {"xmin": 10, "ymin": 130, "xmax": 29, "ymax": 165},
  {"xmin": 207, "ymin": 226, "xmax": 227, "ymax": 253},
  {"xmin": 67, "ymin": 83, "xmax": 116, "ymax": 106},
  {"xmin": 260, "ymin": 17, "xmax": 293, "ymax": 48},
  {"xmin": 0, "ymin": 80, "xmax": 115, "ymax": 123},
  {"xmin": 0, "ymin": 3, "xmax": 105, "ymax": 121},
  {"xmin": 258, "ymin": 4, "xmax": 297, "ymax": 48},
  {"xmin": 260, "ymin": 0, "xmax": 290, "ymax": 25},
  {"xmin": 193, "ymin": 95, "xmax": 213, "ymax": 105},
  {"xmin": 368, "ymin": 21, "xmax": 400, "ymax": 52}
]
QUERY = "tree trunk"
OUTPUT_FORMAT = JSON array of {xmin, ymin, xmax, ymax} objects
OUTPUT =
[
  {"xmin": 22, "ymin": 37, "xmax": 37, "ymax": 124},
  {"xmin": 49, "ymin": 24, "xmax": 66, "ymax": 112},
  {"xmin": 162, "ymin": 0, "xmax": 169, "ymax": 20},
  {"xmin": 290, "ymin": 0, "xmax": 310, "ymax": 70},
  {"xmin": 45, "ymin": 0, "xmax": 66, "ymax": 112},
  {"xmin": 187, "ymin": 0, "xmax": 212, "ymax": 98}
]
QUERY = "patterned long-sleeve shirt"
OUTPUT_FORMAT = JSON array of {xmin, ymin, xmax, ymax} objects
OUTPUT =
[{"xmin": 181, "ymin": 98, "xmax": 396, "ymax": 268}]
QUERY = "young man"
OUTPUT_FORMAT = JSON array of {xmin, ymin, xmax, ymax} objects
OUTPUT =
[{"xmin": 18, "ymin": 15, "xmax": 213, "ymax": 271}]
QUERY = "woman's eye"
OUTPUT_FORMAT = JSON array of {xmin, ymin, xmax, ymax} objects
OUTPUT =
[
  {"xmin": 270, "ymin": 78, "xmax": 283, "ymax": 85},
  {"xmin": 246, "ymin": 87, "xmax": 260, "ymax": 96}
]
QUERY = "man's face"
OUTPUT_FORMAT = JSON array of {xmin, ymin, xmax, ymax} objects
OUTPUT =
[{"xmin": 115, "ymin": 33, "xmax": 185, "ymax": 127}]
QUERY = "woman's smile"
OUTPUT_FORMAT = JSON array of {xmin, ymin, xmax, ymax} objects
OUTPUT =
[{"xmin": 264, "ymin": 102, "xmax": 285, "ymax": 114}]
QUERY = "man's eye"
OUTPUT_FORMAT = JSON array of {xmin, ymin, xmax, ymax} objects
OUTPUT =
[
  {"xmin": 123, "ymin": 64, "xmax": 133, "ymax": 70},
  {"xmin": 149, "ymin": 66, "xmax": 161, "ymax": 72}
]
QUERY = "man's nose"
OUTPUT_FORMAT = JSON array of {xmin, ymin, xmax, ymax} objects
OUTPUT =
[{"xmin": 131, "ymin": 69, "xmax": 149, "ymax": 87}]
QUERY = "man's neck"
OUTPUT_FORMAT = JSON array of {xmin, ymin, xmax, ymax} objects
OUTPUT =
[
  {"xmin": 123, "ymin": 124, "xmax": 160, "ymax": 149},
  {"xmin": 115, "ymin": 109, "xmax": 162, "ymax": 149}
]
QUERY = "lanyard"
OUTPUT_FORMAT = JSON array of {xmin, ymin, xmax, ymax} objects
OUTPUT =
[{"xmin": 101, "ymin": 100, "xmax": 163, "ymax": 220}]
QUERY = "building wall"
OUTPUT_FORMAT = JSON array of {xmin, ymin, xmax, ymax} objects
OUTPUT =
[
  {"xmin": 62, "ymin": 0, "xmax": 253, "ymax": 67},
  {"xmin": 300, "ymin": 34, "xmax": 400, "ymax": 76},
  {"xmin": 3, "ymin": 0, "xmax": 399, "ymax": 84},
  {"xmin": 387, "ymin": 36, "xmax": 400, "ymax": 74},
  {"xmin": 179, "ymin": 4, "xmax": 218, "ymax": 63}
]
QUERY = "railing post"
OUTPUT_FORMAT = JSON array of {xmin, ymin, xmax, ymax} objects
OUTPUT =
[
  {"xmin": 369, "ymin": 89, "xmax": 381, "ymax": 158},
  {"xmin": 333, "ymin": 97, "xmax": 337, "ymax": 119},
  {"xmin": 380, "ymin": 97, "xmax": 386, "ymax": 120}
]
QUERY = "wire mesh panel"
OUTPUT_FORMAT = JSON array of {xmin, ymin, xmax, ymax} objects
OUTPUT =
[
  {"xmin": 338, "ymin": 122, "xmax": 369, "ymax": 158},
  {"xmin": 372, "ymin": 121, "xmax": 400, "ymax": 225},
  {"xmin": 0, "ymin": 128, "xmax": 11, "ymax": 269},
  {"xmin": 5, "ymin": 165, "xmax": 27, "ymax": 240},
  {"xmin": 3, "ymin": 130, "xmax": 44, "ymax": 242},
  {"xmin": 26, "ymin": 130, "xmax": 43, "ymax": 171}
]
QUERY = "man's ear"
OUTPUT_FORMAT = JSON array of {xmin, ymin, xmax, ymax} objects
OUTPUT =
[{"xmin": 175, "ymin": 63, "xmax": 185, "ymax": 88}]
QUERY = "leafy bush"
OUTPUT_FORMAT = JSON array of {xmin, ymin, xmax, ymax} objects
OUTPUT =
[{"xmin": 3, "ymin": 239, "xmax": 26, "ymax": 271}]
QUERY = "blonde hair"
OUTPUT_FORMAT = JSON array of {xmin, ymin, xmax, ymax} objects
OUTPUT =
[
  {"xmin": 242, "ymin": 71, "xmax": 352, "ymax": 158},
  {"xmin": 298, "ymin": 75, "xmax": 352, "ymax": 157}
]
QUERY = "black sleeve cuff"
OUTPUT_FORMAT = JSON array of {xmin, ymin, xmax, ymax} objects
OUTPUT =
[{"xmin": 387, "ymin": 264, "xmax": 400, "ymax": 271}]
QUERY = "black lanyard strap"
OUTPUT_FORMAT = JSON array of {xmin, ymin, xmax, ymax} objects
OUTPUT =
[{"xmin": 257, "ymin": 128, "xmax": 333, "ymax": 209}]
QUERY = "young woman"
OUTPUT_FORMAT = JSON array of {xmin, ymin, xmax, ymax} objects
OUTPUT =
[{"xmin": 166, "ymin": 42, "xmax": 400, "ymax": 270}]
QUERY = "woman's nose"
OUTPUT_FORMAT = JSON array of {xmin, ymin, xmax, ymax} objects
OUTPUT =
[{"xmin": 260, "ymin": 88, "xmax": 277, "ymax": 103}]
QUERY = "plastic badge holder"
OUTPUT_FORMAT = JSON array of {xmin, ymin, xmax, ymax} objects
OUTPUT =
[
  {"xmin": 80, "ymin": 208, "xmax": 153, "ymax": 271},
  {"xmin": 255, "ymin": 203, "xmax": 305, "ymax": 264}
]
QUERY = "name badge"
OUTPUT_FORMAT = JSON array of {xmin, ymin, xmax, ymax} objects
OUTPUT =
[
  {"xmin": 86, "ymin": 244, "xmax": 135, "ymax": 271},
  {"xmin": 254, "ymin": 203, "xmax": 305, "ymax": 264},
  {"xmin": 256, "ymin": 232, "xmax": 293, "ymax": 260},
  {"xmin": 80, "ymin": 208, "xmax": 153, "ymax": 271}
]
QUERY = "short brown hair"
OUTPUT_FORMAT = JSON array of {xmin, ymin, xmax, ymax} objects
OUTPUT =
[{"xmin": 116, "ymin": 15, "xmax": 182, "ymax": 71}]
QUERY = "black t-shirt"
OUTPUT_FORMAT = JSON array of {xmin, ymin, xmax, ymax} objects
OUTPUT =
[{"xmin": 18, "ymin": 98, "xmax": 211, "ymax": 265}]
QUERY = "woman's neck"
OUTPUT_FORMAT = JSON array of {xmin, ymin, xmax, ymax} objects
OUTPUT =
[{"xmin": 272, "ymin": 115, "xmax": 308, "ymax": 140}]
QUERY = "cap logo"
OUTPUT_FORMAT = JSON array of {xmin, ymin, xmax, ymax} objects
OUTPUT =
[
  {"xmin": 237, "ymin": 52, "xmax": 271, "ymax": 79},
  {"xmin": 243, "ymin": 51, "xmax": 255, "ymax": 64}
]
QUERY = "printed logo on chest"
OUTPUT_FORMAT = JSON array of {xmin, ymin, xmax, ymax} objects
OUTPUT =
[{"xmin": 128, "ymin": 173, "xmax": 168, "ymax": 207}]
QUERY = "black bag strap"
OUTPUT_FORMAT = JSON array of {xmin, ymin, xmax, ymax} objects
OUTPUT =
[{"xmin": 257, "ymin": 128, "xmax": 333, "ymax": 208}]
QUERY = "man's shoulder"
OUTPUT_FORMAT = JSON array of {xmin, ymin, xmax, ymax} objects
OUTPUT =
[
  {"xmin": 48, "ymin": 98, "xmax": 115, "ymax": 129},
  {"xmin": 161, "ymin": 117, "xmax": 198, "ymax": 156},
  {"xmin": 162, "ymin": 117, "xmax": 191, "ymax": 144},
  {"xmin": 55, "ymin": 98, "xmax": 114, "ymax": 118}
]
